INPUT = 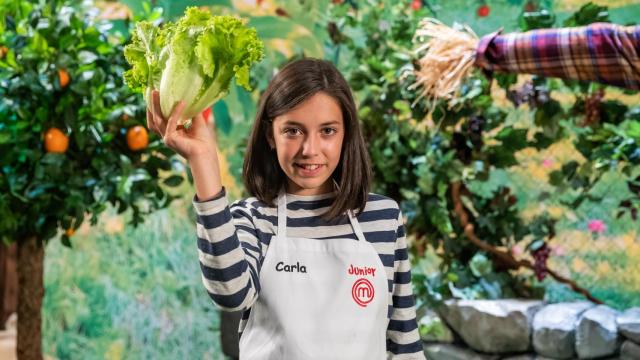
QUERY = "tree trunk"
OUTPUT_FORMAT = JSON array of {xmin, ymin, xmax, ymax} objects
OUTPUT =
[
  {"xmin": 16, "ymin": 235, "xmax": 44, "ymax": 360},
  {"xmin": 0, "ymin": 242, "xmax": 18, "ymax": 329}
]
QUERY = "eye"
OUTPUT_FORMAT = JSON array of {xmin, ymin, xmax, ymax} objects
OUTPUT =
[
  {"xmin": 321, "ymin": 127, "xmax": 337, "ymax": 135},
  {"xmin": 283, "ymin": 127, "xmax": 302, "ymax": 136}
]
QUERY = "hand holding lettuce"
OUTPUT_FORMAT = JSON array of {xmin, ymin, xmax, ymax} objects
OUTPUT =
[{"xmin": 123, "ymin": 7, "xmax": 264, "ymax": 128}]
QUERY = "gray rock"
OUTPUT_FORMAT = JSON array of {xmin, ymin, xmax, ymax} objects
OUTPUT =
[
  {"xmin": 532, "ymin": 301, "xmax": 595, "ymax": 359},
  {"xmin": 419, "ymin": 309, "xmax": 454, "ymax": 343},
  {"xmin": 501, "ymin": 355, "xmax": 594, "ymax": 360},
  {"xmin": 442, "ymin": 299, "xmax": 543, "ymax": 353},
  {"xmin": 620, "ymin": 340, "xmax": 640, "ymax": 360},
  {"xmin": 500, "ymin": 355, "xmax": 536, "ymax": 360},
  {"xmin": 505, "ymin": 356, "xmax": 566, "ymax": 360},
  {"xmin": 422, "ymin": 343, "xmax": 498, "ymax": 360},
  {"xmin": 576, "ymin": 305, "xmax": 621, "ymax": 359},
  {"xmin": 617, "ymin": 308, "xmax": 640, "ymax": 343},
  {"xmin": 500, "ymin": 355, "xmax": 571, "ymax": 360}
]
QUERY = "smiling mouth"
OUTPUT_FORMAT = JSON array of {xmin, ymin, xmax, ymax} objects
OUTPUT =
[{"xmin": 294, "ymin": 163, "xmax": 324, "ymax": 170}]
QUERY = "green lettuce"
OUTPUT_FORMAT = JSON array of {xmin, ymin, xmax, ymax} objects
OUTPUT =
[{"xmin": 123, "ymin": 7, "xmax": 264, "ymax": 122}]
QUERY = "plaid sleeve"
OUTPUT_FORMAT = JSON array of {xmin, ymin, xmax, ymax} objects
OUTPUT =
[{"xmin": 475, "ymin": 23, "xmax": 640, "ymax": 90}]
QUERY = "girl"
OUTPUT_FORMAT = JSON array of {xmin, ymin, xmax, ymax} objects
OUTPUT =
[{"xmin": 146, "ymin": 58, "xmax": 425, "ymax": 359}]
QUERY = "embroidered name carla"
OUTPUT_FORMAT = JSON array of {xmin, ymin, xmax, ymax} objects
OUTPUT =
[
  {"xmin": 276, "ymin": 261, "xmax": 307, "ymax": 273},
  {"xmin": 347, "ymin": 264, "xmax": 376, "ymax": 277}
]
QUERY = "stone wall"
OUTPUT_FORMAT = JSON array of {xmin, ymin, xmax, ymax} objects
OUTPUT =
[{"xmin": 420, "ymin": 299, "xmax": 640, "ymax": 360}]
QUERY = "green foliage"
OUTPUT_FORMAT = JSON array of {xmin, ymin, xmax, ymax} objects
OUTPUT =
[
  {"xmin": 325, "ymin": 0, "xmax": 639, "ymax": 308},
  {"xmin": 0, "ymin": 0, "xmax": 187, "ymax": 244},
  {"xmin": 563, "ymin": 3, "xmax": 609, "ymax": 27},
  {"xmin": 43, "ymin": 204, "xmax": 221, "ymax": 358}
]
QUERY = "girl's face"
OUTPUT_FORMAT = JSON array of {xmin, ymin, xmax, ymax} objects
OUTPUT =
[{"xmin": 269, "ymin": 92, "xmax": 344, "ymax": 196}]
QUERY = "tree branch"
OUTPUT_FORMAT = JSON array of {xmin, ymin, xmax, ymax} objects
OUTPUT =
[{"xmin": 451, "ymin": 181, "xmax": 602, "ymax": 304}]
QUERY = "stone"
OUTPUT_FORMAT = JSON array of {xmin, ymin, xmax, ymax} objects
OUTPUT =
[
  {"xmin": 441, "ymin": 299, "xmax": 543, "ymax": 353},
  {"xmin": 532, "ymin": 301, "xmax": 595, "ymax": 359},
  {"xmin": 576, "ymin": 305, "xmax": 621, "ymax": 359},
  {"xmin": 501, "ymin": 355, "xmax": 581, "ymax": 360},
  {"xmin": 418, "ymin": 309, "xmax": 454, "ymax": 343},
  {"xmin": 500, "ymin": 355, "xmax": 536, "ymax": 360},
  {"xmin": 617, "ymin": 308, "xmax": 640, "ymax": 343},
  {"xmin": 620, "ymin": 340, "xmax": 640, "ymax": 360},
  {"xmin": 422, "ymin": 343, "xmax": 499, "ymax": 360}
]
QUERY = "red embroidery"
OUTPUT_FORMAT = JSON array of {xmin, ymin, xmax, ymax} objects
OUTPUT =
[
  {"xmin": 351, "ymin": 278, "xmax": 375, "ymax": 307},
  {"xmin": 347, "ymin": 264, "xmax": 376, "ymax": 277}
]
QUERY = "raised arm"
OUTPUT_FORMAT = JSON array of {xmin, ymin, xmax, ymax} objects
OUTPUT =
[
  {"xmin": 476, "ymin": 23, "xmax": 640, "ymax": 90},
  {"xmin": 147, "ymin": 90, "xmax": 262, "ymax": 311}
]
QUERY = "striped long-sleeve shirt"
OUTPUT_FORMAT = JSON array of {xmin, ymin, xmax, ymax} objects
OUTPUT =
[
  {"xmin": 476, "ymin": 22, "xmax": 640, "ymax": 90},
  {"xmin": 192, "ymin": 188, "xmax": 425, "ymax": 359}
]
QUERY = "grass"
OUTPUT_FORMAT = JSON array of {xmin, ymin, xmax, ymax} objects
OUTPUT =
[
  {"xmin": 43, "ymin": 196, "xmax": 225, "ymax": 360},
  {"xmin": 543, "ymin": 230, "xmax": 640, "ymax": 310}
]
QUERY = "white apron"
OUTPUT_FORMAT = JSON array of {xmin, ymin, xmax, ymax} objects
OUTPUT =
[{"xmin": 238, "ymin": 191, "xmax": 388, "ymax": 359}]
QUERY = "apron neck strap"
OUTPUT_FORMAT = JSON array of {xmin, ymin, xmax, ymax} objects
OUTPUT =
[
  {"xmin": 276, "ymin": 190, "xmax": 366, "ymax": 242},
  {"xmin": 277, "ymin": 190, "xmax": 287, "ymax": 240}
]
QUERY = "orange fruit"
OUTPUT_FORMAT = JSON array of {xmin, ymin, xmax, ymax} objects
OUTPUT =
[
  {"xmin": 65, "ymin": 227, "xmax": 75, "ymax": 237},
  {"xmin": 126, "ymin": 125, "xmax": 148, "ymax": 151},
  {"xmin": 58, "ymin": 68, "xmax": 70, "ymax": 88},
  {"xmin": 44, "ymin": 127, "xmax": 69, "ymax": 153},
  {"xmin": 0, "ymin": 46, "xmax": 8, "ymax": 59}
]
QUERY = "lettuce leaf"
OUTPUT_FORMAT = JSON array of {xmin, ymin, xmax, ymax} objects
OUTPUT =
[{"xmin": 123, "ymin": 7, "xmax": 264, "ymax": 122}]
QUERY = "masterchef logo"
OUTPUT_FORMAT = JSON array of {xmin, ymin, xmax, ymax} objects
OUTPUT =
[{"xmin": 351, "ymin": 278, "xmax": 374, "ymax": 307}]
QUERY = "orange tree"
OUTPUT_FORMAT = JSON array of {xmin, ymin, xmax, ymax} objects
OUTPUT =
[{"xmin": 0, "ymin": 1, "xmax": 186, "ymax": 358}]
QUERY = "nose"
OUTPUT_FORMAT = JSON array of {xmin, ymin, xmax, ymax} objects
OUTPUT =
[{"xmin": 301, "ymin": 133, "xmax": 319, "ymax": 157}]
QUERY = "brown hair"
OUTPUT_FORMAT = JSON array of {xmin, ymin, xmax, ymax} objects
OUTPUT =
[{"xmin": 242, "ymin": 58, "xmax": 371, "ymax": 220}]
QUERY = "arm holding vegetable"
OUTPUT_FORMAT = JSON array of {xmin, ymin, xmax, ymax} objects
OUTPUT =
[
  {"xmin": 146, "ymin": 89, "xmax": 222, "ymax": 201},
  {"xmin": 147, "ymin": 87, "xmax": 264, "ymax": 313},
  {"xmin": 476, "ymin": 22, "xmax": 640, "ymax": 90},
  {"xmin": 129, "ymin": 6, "xmax": 266, "ymax": 312}
]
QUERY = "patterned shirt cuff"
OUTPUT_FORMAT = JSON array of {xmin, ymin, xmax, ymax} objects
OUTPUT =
[
  {"xmin": 474, "ymin": 28, "xmax": 503, "ymax": 71},
  {"xmin": 192, "ymin": 187, "xmax": 227, "ymax": 214}
]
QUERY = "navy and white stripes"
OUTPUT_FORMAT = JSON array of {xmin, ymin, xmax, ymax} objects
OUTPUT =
[{"xmin": 193, "ymin": 188, "xmax": 425, "ymax": 359}]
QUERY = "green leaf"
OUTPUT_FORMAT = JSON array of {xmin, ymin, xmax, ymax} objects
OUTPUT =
[
  {"xmin": 469, "ymin": 253, "xmax": 492, "ymax": 277},
  {"xmin": 61, "ymin": 234, "xmax": 72, "ymax": 248},
  {"xmin": 487, "ymin": 147, "xmax": 518, "ymax": 168},
  {"xmin": 495, "ymin": 73, "xmax": 518, "ymax": 90},
  {"xmin": 496, "ymin": 128, "xmax": 528, "ymax": 152},
  {"xmin": 548, "ymin": 170, "xmax": 564, "ymax": 187},
  {"xmin": 626, "ymin": 121, "xmax": 640, "ymax": 140},
  {"xmin": 426, "ymin": 199, "xmax": 453, "ymax": 234},
  {"xmin": 562, "ymin": 3, "xmax": 609, "ymax": 27},
  {"xmin": 519, "ymin": 9, "xmax": 556, "ymax": 31},
  {"xmin": 163, "ymin": 175, "xmax": 184, "ymax": 187}
]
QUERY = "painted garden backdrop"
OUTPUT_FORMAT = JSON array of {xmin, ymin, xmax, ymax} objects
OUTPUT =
[{"xmin": 0, "ymin": 0, "xmax": 639, "ymax": 359}]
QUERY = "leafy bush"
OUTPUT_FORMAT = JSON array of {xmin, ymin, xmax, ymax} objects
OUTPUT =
[{"xmin": 324, "ymin": 0, "xmax": 639, "ymax": 307}]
